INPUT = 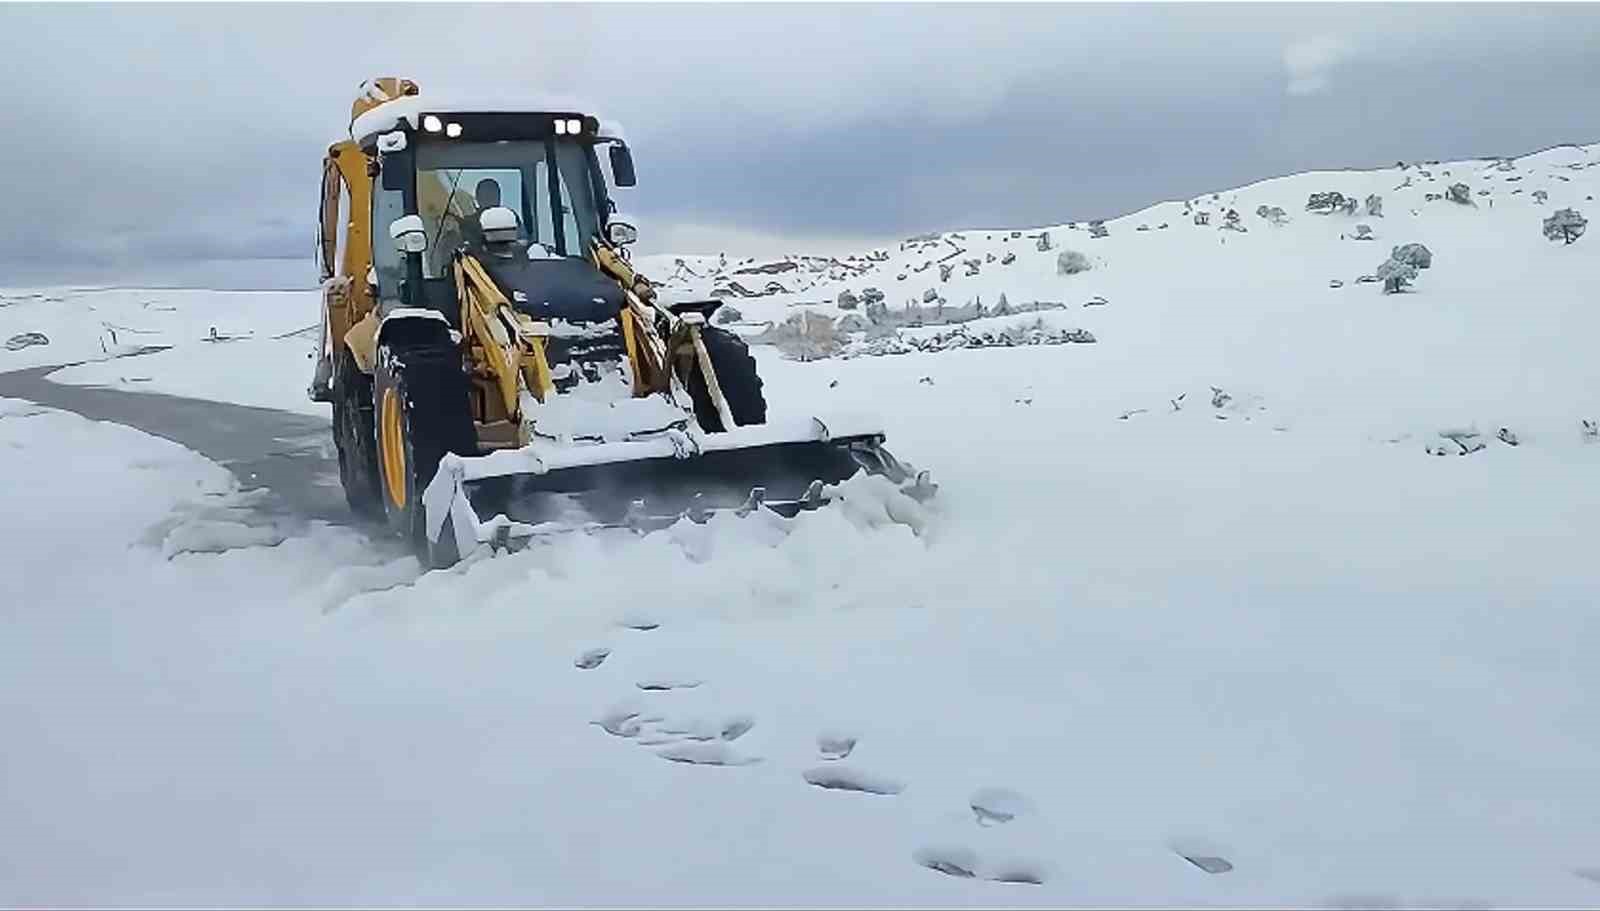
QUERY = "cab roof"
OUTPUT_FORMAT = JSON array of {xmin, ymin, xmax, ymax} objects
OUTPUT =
[{"xmin": 350, "ymin": 92, "xmax": 625, "ymax": 146}]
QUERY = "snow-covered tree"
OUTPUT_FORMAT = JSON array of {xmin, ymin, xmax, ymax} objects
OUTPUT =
[
  {"xmin": 993, "ymin": 292, "xmax": 1012, "ymax": 316},
  {"xmin": 1056, "ymin": 250, "xmax": 1092, "ymax": 276},
  {"xmin": 1543, "ymin": 208, "xmax": 1588, "ymax": 245},
  {"xmin": 1365, "ymin": 194, "xmax": 1383, "ymax": 217},
  {"xmin": 1390, "ymin": 243, "xmax": 1433, "ymax": 269},
  {"xmin": 1376, "ymin": 257, "xmax": 1418, "ymax": 294}
]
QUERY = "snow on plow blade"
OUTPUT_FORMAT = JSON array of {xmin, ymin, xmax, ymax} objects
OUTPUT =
[{"xmin": 421, "ymin": 415, "xmax": 934, "ymax": 558}]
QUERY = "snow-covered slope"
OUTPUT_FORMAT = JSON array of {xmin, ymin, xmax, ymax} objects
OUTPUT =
[{"xmin": 4, "ymin": 140, "xmax": 1600, "ymax": 905}]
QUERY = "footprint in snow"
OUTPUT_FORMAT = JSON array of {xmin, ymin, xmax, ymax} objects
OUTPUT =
[
  {"xmin": 574, "ymin": 648, "xmax": 610, "ymax": 670},
  {"xmin": 914, "ymin": 845, "xmax": 1046, "ymax": 885},
  {"xmin": 636, "ymin": 677, "xmax": 702, "ymax": 692},
  {"xmin": 593, "ymin": 703, "xmax": 664, "ymax": 738},
  {"xmin": 649, "ymin": 714, "xmax": 755, "ymax": 744},
  {"xmin": 720, "ymin": 715, "xmax": 756, "ymax": 741},
  {"xmin": 817, "ymin": 733, "xmax": 857, "ymax": 760},
  {"xmin": 803, "ymin": 764, "xmax": 904, "ymax": 795},
  {"xmin": 968, "ymin": 787, "xmax": 1033, "ymax": 826},
  {"xmin": 1168, "ymin": 835, "xmax": 1234, "ymax": 874},
  {"xmin": 915, "ymin": 845, "xmax": 978, "ymax": 878},
  {"xmin": 657, "ymin": 741, "xmax": 760, "ymax": 766}
]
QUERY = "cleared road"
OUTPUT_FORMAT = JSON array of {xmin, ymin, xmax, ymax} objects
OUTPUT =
[{"xmin": 0, "ymin": 364, "xmax": 361, "ymax": 530}]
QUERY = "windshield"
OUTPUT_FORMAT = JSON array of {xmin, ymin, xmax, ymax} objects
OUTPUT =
[{"xmin": 415, "ymin": 139, "xmax": 604, "ymax": 278}]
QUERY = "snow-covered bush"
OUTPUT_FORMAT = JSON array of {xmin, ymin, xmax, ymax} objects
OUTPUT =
[
  {"xmin": 1390, "ymin": 243, "xmax": 1433, "ymax": 270},
  {"xmin": 1365, "ymin": 194, "xmax": 1383, "ymax": 217},
  {"xmin": 1305, "ymin": 191, "xmax": 1348, "ymax": 214},
  {"xmin": 1533, "ymin": 190, "xmax": 1549, "ymax": 204},
  {"xmin": 1089, "ymin": 221, "xmax": 1109, "ymax": 239},
  {"xmin": 713, "ymin": 305, "xmax": 743, "ymax": 325},
  {"xmin": 1543, "ymin": 208, "xmax": 1588, "ymax": 244},
  {"xmin": 1353, "ymin": 224, "xmax": 1374, "ymax": 240},
  {"xmin": 1340, "ymin": 197, "xmax": 1359, "ymax": 215},
  {"xmin": 1376, "ymin": 257, "xmax": 1418, "ymax": 294},
  {"xmin": 1056, "ymin": 250, "xmax": 1092, "ymax": 276},
  {"xmin": 1446, "ymin": 182, "xmax": 1473, "ymax": 205},
  {"xmin": 836, "ymin": 290, "xmax": 859, "ymax": 310},
  {"xmin": 939, "ymin": 263, "xmax": 953, "ymax": 283},
  {"xmin": 861, "ymin": 287, "xmax": 884, "ymax": 306},
  {"xmin": 1256, "ymin": 205, "xmax": 1288, "ymax": 225},
  {"xmin": 922, "ymin": 288, "xmax": 939, "ymax": 303}
]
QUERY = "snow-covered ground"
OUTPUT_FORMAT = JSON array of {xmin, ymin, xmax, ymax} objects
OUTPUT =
[{"xmin": 3, "ymin": 141, "xmax": 1600, "ymax": 905}]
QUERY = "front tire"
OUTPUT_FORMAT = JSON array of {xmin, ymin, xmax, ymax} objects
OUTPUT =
[
  {"xmin": 333, "ymin": 346, "xmax": 383, "ymax": 518},
  {"xmin": 687, "ymin": 326, "xmax": 768, "ymax": 432},
  {"xmin": 373, "ymin": 323, "xmax": 479, "ymax": 567}
]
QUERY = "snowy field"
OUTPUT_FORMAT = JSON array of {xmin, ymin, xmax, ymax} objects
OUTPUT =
[{"xmin": 3, "ymin": 142, "xmax": 1600, "ymax": 906}]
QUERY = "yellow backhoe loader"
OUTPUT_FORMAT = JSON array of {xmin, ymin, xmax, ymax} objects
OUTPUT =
[{"xmin": 310, "ymin": 78, "xmax": 933, "ymax": 566}]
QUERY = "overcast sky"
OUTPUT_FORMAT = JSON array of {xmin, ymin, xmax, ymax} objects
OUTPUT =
[{"xmin": 2, "ymin": 2, "xmax": 1597, "ymax": 288}]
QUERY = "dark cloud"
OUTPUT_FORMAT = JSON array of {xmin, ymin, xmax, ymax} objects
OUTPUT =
[{"xmin": 1, "ymin": 3, "xmax": 1596, "ymax": 285}]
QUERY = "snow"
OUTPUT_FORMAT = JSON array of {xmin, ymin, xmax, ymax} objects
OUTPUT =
[{"xmin": 4, "ymin": 139, "xmax": 1600, "ymax": 905}]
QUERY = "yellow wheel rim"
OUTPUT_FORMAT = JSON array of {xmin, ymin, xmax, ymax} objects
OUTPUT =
[{"xmin": 379, "ymin": 387, "xmax": 407, "ymax": 509}]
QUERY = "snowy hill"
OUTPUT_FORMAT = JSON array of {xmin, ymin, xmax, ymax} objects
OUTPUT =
[{"xmin": 3, "ymin": 140, "xmax": 1600, "ymax": 905}]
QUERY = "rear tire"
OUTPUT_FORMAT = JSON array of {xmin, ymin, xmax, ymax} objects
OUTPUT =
[
  {"xmin": 373, "ymin": 322, "xmax": 479, "ymax": 567},
  {"xmin": 688, "ymin": 326, "xmax": 767, "ymax": 432},
  {"xmin": 333, "ymin": 346, "xmax": 383, "ymax": 518}
]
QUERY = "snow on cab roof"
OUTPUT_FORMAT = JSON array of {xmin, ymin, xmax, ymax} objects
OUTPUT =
[{"xmin": 350, "ymin": 92, "xmax": 625, "ymax": 144}]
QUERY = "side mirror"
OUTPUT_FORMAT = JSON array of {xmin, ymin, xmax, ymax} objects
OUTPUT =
[
  {"xmin": 606, "ymin": 215, "xmax": 638, "ymax": 247},
  {"xmin": 389, "ymin": 214, "xmax": 428, "ymax": 254},
  {"xmin": 609, "ymin": 143, "xmax": 637, "ymax": 188}
]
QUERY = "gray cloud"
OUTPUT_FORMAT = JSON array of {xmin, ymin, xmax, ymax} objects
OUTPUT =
[{"xmin": 1, "ymin": 3, "xmax": 1597, "ymax": 285}]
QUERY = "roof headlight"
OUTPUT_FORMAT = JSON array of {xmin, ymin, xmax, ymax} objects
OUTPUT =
[
  {"xmin": 445, "ymin": 122, "xmax": 462, "ymax": 138},
  {"xmin": 422, "ymin": 114, "xmax": 443, "ymax": 133}
]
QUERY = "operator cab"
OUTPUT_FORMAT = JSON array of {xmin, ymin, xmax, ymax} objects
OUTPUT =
[{"xmin": 358, "ymin": 106, "xmax": 638, "ymax": 324}]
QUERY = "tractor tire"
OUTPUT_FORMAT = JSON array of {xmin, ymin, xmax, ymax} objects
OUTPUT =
[
  {"xmin": 688, "ymin": 326, "xmax": 767, "ymax": 432},
  {"xmin": 332, "ymin": 346, "xmax": 383, "ymax": 519},
  {"xmin": 373, "ymin": 323, "xmax": 479, "ymax": 568}
]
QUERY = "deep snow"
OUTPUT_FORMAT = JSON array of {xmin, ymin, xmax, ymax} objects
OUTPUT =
[{"xmin": 3, "ymin": 141, "xmax": 1600, "ymax": 906}]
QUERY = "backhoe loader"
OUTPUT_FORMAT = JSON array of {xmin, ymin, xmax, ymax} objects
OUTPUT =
[{"xmin": 310, "ymin": 78, "xmax": 932, "ymax": 566}]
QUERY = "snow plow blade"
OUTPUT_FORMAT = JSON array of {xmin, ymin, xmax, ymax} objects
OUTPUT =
[{"xmin": 420, "ymin": 416, "xmax": 934, "ymax": 560}]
